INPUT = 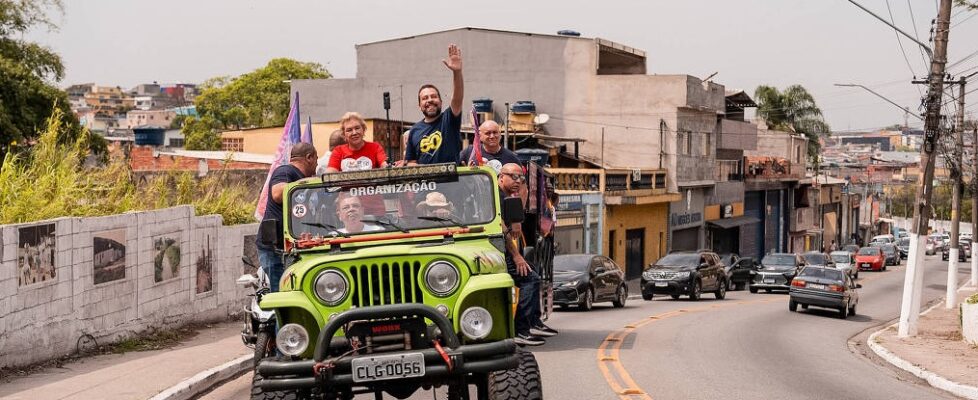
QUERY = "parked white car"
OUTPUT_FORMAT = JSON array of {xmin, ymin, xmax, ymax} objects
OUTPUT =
[{"xmin": 870, "ymin": 234, "xmax": 895, "ymax": 244}]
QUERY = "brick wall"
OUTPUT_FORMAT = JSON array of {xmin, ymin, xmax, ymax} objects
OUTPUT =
[
  {"xmin": 0, "ymin": 206, "xmax": 258, "ymax": 369},
  {"xmin": 129, "ymin": 146, "xmax": 270, "ymax": 172}
]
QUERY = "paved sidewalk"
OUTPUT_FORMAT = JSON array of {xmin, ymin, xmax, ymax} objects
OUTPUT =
[
  {"xmin": 0, "ymin": 321, "xmax": 251, "ymax": 400},
  {"xmin": 871, "ymin": 285, "xmax": 978, "ymax": 399}
]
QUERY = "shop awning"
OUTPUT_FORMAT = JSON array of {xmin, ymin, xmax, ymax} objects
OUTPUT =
[{"xmin": 707, "ymin": 215, "xmax": 761, "ymax": 230}]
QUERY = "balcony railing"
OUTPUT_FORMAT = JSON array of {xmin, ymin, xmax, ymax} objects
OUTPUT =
[
  {"xmin": 547, "ymin": 167, "xmax": 669, "ymax": 194},
  {"xmin": 715, "ymin": 160, "xmax": 743, "ymax": 182},
  {"xmin": 745, "ymin": 156, "xmax": 800, "ymax": 180}
]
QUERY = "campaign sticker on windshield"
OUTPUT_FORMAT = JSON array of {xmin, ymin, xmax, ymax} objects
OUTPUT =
[
  {"xmin": 348, "ymin": 181, "xmax": 438, "ymax": 197},
  {"xmin": 292, "ymin": 204, "xmax": 307, "ymax": 218}
]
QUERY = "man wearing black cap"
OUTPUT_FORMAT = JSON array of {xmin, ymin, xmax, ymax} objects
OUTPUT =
[{"xmin": 257, "ymin": 143, "xmax": 318, "ymax": 292}]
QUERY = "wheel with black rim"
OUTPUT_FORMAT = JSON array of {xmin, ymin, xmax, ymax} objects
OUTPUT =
[
  {"xmin": 788, "ymin": 299, "xmax": 797, "ymax": 312},
  {"xmin": 612, "ymin": 285, "xmax": 627, "ymax": 308},
  {"xmin": 689, "ymin": 280, "xmax": 701, "ymax": 301},
  {"xmin": 749, "ymin": 286, "xmax": 758, "ymax": 294},
  {"xmin": 848, "ymin": 303, "xmax": 857, "ymax": 316},
  {"xmin": 642, "ymin": 291, "xmax": 653, "ymax": 301},
  {"xmin": 580, "ymin": 287, "xmax": 594, "ymax": 311},
  {"xmin": 714, "ymin": 279, "xmax": 727, "ymax": 300},
  {"xmin": 838, "ymin": 304, "xmax": 848, "ymax": 319},
  {"xmin": 488, "ymin": 348, "xmax": 543, "ymax": 400}
]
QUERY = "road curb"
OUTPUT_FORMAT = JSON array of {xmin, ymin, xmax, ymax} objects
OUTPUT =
[
  {"xmin": 149, "ymin": 354, "xmax": 253, "ymax": 400},
  {"xmin": 867, "ymin": 298, "xmax": 978, "ymax": 400}
]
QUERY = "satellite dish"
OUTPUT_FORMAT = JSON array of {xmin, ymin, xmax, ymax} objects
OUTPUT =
[{"xmin": 533, "ymin": 113, "xmax": 550, "ymax": 125}]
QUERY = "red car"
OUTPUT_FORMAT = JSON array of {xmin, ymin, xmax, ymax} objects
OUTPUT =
[{"xmin": 855, "ymin": 246, "xmax": 886, "ymax": 271}]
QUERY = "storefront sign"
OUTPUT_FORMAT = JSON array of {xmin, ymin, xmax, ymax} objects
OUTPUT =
[
  {"xmin": 722, "ymin": 204, "xmax": 733, "ymax": 219},
  {"xmin": 557, "ymin": 194, "xmax": 583, "ymax": 211},
  {"xmin": 671, "ymin": 212, "xmax": 703, "ymax": 227}
]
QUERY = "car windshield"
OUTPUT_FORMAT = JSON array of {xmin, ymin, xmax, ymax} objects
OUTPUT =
[
  {"xmin": 287, "ymin": 172, "xmax": 496, "ymax": 238},
  {"xmin": 761, "ymin": 254, "xmax": 796, "ymax": 268},
  {"xmin": 554, "ymin": 255, "xmax": 593, "ymax": 273},
  {"xmin": 798, "ymin": 267, "xmax": 844, "ymax": 281},
  {"xmin": 831, "ymin": 254, "xmax": 850, "ymax": 263},
  {"xmin": 655, "ymin": 253, "xmax": 702, "ymax": 267},
  {"xmin": 858, "ymin": 247, "xmax": 880, "ymax": 256},
  {"xmin": 803, "ymin": 253, "xmax": 829, "ymax": 265}
]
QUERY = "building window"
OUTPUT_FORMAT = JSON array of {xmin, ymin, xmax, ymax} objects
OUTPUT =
[
  {"xmin": 222, "ymin": 137, "xmax": 244, "ymax": 152},
  {"xmin": 687, "ymin": 132, "xmax": 693, "ymax": 156},
  {"xmin": 169, "ymin": 138, "xmax": 185, "ymax": 148}
]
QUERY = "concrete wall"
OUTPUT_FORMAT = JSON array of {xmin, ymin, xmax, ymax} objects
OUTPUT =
[
  {"xmin": 604, "ymin": 203, "xmax": 669, "ymax": 269},
  {"xmin": 0, "ymin": 206, "xmax": 256, "ymax": 369}
]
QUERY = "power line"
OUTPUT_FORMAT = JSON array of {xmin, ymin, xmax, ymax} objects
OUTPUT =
[
  {"xmin": 907, "ymin": 0, "xmax": 932, "ymax": 68},
  {"xmin": 951, "ymin": 9, "xmax": 978, "ymax": 28},
  {"xmin": 885, "ymin": 0, "xmax": 925, "ymax": 97}
]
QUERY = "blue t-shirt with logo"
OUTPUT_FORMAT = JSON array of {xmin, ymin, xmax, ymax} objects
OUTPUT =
[{"xmin": 406, "ymin": 108, "xmax": 462, "ymax": 165}]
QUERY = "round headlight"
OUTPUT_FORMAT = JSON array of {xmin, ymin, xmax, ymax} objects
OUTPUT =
[
  {"xmin": 276, "ymin": 323, "xmax": 309, "ymax": 356},
  {"xmin": 314, "ymin": 270, "xmax": 349, "ymax": 306},
  {"xmin": 424, "ymin": 261, "xmax": 460, "ymax": 296},
  {"xmin": 460, "ymin": 307, "xmax": 493, "ymax": 340}
]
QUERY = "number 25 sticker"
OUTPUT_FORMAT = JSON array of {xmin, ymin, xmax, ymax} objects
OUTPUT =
[{"xmin": 292, "ymin": 204, "xmax": 307, "ymax": 218}]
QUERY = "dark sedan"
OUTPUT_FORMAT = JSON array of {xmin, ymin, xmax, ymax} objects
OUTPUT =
[
  {"xmin": 941, "ymin": 239, "xmax": 972, "ymax": 261},
  {"xmin": 750, "ymin": 253, "xmax": 805, "ymax": 293},
  {"xmin": 897, "ymin": 237, "xmax": 910, "ymax": 259},
  {"xmin": 873, "ymin": 243, "xmax": 901, "ymax": 266},
  {"xmin": 789, "ymin": 266, "xmax": 861, "ymax": 319},
  {"xmin": 802, "ymin": 252, "xmax": 835, "ymax": 268},
  {"xmin": 552, "ymin": 254, "xmax": 627, "ymax": 311}
]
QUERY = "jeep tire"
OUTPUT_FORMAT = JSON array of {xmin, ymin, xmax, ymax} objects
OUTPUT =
[
  {"xmin": 251, "ymin": 356, "xmax": 300, "ymax": 400},
  {"xmin": 488, "ymin": 348, "xmax": 543, "ymax": 400}
]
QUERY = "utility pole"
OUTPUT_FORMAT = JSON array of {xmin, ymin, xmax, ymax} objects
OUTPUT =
[
  {"xmin": 973, "ymin": 123, "xmax": 978, "ymax": 287},
  {"xmin": 898, "ymin": 0, "xmax": 953, "ymax": 338},
  {"xmin": 947, "ymin": 77, "xmax": 965, "ymax": 309}
]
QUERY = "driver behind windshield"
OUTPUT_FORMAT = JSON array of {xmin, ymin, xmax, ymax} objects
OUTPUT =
[
  {"xmin": 335, "ymin": 194, "xmax": 382, "ymax": 234},
  {"xmin": 416, "ymin": 191, "xmax": 455, "ymax": 219}
]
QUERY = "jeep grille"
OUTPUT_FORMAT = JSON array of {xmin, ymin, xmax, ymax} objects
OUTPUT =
[{"xmin": 349, "ymin": 262, "xmax": 424, "ymax": 307}]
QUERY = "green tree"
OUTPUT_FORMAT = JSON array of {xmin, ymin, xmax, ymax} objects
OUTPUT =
[
  {"xmin": 754, "ymin": 84, "xmax": 830, "ymax": 165},
  {"xmin": 183, "ymin": 115, "xmax": 222, "ymax": 150},
  {"xmin": 192, "ymin": 58, "xmax": 330, "ymax": 131},
  {"xmin": 0, "ymin": 0, "xmax": 104, "ymax": 159}
]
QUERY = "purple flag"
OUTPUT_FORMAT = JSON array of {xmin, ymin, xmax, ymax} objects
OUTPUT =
[
  {"xmin": 254, "ymin": 91, "xmax": 302, "ymax": 221},
  {"xmin": 302, "ymin": 116, "xmax": 314, "ymax": 144},
  {"xmin": 468, "ymin": 108, "xmax": 483, "ymax": 166}
]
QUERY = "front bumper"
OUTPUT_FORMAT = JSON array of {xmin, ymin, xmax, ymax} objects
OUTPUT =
[
  {"xmin": 641, "ymin": 278, "xmax": 693, "ymax": 296},
  {"xmin": 256, "ymin": 304, "xmax": 518, "ymax": 392},
  {"xmin": 856, "ymin": 261, "xmax": 883, "ymax": 271},
  {"xmin": 553, "ymin": 286, "xmax": 581, "ymax": 305}
]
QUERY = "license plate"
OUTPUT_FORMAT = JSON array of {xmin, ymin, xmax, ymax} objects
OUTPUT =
[
  {"xmin": 861, "ymin": 263, "xmax": 869, "ymax": 268},
  {"xmin": 807, "ymin": 283, "xmax": 827, "ymax": 290},
  {"xmin": 655, "ymin": 282, "xmax": 668, "ymax": 287},
  {"xmin": 763, "ymin": 279, "xmax": 775, "ymax": 284},
  {"xmin": 351, "ymin": 352, "xmax": 425, "ymax": 383}
]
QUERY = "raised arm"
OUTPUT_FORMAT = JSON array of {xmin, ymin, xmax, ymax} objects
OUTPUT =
[{"xmin": 443, "ymin": 44, "xmax": 463, "ymax": 117}]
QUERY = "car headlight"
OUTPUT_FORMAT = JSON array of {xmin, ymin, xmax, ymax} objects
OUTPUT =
[
  {"xmin": 314, "ymin": 270, "xmax": 349, "ymax": 306},
  {"xmin": 642, "ymin": 270, "xmax": 654, "ymax": 280},
  {"xmin": 425, "ymin": 261, "xmax": 460, "ymax": 297},
  {"xmin": 560, "ymin": 280, "xmax": 580, "ymax": 287},
  {"xmin": 460, "ymin": 307, "xmax": 493, "ymax": 340},
  {"xmin": 276, "ymin": 323, "xmax": 309, "ymax": 356}
]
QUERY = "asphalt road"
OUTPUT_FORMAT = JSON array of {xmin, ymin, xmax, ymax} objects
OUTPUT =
[{"xmin": 202, "ymin": 254, "xmax": 967, "ymax": 400}]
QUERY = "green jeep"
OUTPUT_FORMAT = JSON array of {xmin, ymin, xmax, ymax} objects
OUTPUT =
[{"xmin": 252, "ymin": 163, "xmax": 545, "ymax": 400}]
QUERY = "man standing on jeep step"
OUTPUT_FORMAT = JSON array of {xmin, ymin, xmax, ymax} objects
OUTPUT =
[
  {"xmin": 258, "ymin": 143, "xmax": 318, "ymax": 292},
  {"xmin": 498, "ymin": 163, "xmax": 558, "ymax": 346}
]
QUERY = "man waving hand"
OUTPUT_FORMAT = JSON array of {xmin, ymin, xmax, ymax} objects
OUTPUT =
[{"xmin": 406, "ymin": 44, "xmax": 464, "ymax": 165}]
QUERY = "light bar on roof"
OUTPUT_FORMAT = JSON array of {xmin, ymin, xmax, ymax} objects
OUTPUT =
[{"xmin": 319, "ymin": 163, "xmax": 458, "ymax": 185}]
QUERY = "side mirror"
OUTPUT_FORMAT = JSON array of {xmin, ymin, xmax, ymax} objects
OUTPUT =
[
  {"xmin": 856, "ymin": 283, "xmax": 863, "ymax": 289},
  {"xmin": 236, "ymin": 274, "xmax": 258, "ymax": 288},
  {"xmin": 501, "ymin": 197, "xmax": 525, "ymax": 224},
  {"xmin": 258, "ymin": 219, "xmax": 283, "ymax": 249}
]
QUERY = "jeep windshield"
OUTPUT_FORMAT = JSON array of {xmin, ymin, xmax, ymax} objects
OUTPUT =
[{"xmin": 287, "ymin": 172, "xmax": 496, "ymax": 239}]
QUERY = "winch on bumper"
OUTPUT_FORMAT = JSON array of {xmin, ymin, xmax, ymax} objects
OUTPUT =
[{"xmin": 256, "ymin": 303, "xmax": 518, "ymax": 391}]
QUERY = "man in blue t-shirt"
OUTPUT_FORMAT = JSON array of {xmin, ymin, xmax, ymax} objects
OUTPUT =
[
  {"xmin": 406, "ymin": 44, "xmax": 464, "ymax": 165},
  {"xmin": 257, "ymin": 143, "xmax": 318, "ymax": 291}
]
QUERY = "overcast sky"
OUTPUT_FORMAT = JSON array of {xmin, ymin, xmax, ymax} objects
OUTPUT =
[{"xmin": 25, "ymin": 0, "xmax": 978, "ymax": 132}]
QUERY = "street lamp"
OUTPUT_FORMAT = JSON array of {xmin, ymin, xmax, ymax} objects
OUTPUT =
[{"xmin": 833, "ymin": 83, "xmax": 923, "ymax": 121}]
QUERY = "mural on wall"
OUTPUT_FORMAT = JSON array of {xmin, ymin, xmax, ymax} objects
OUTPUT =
[
  {"xmin": 242, "ymin": 235, "xmax": 258, "ymax": 275},
  {"xmin": 18, "ymin": 223, "xmax": 56, "ymax": 286},
  {"xmin": 196, "ymin": 235, "xmax": 214, "ymax": 294},
  {"xmin": 93, "ymin": 229, "xmax": 127, "ymax": 284},
  {"xmin": 153, "ymin": 235, "xmax": 181, "ymax": 283}
]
